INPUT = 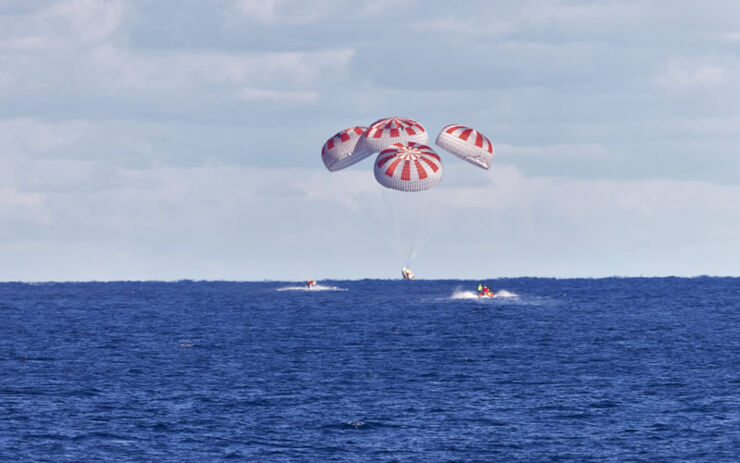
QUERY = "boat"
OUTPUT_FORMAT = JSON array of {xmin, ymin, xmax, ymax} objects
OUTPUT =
[
  {"xmin": 401, "ymin": 268, "xmax": 414, "ymax": 280},
  {"xmin": 478, "ymin": 284, "xmax": 495, "ymax": 298},
  {"xmin": 306, "ymin": 280, "xmax": 317, "ymax": 288}
]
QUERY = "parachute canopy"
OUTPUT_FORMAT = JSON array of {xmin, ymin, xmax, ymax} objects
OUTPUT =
[
  {"xmin": 374, "ymin": 142, "xmax": 443, "ymax": 192},
  {"xmin": 359, "ymin": 117, "xmax": 428, "ymax": 154},
  {"xmin": 435, "ymin": 124, "xmax": 494, "ymax": 170},
  {"xmin": 321, "ymin": 126, "xmax": 371, "ymax": 172}
]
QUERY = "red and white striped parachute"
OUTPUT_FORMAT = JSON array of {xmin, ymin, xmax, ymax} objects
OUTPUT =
[
  {"xmin": 435, "ymin": 124, "xmax": 494, "ymax": 170},
  {"xmin": 359, "ymin": 117, "xmax": 428, "ymax": 154},
  {"xmin": 373, "ymin": 142, "xmax": 443, "ymax": 192},
  {"xmin": 321, "ymin": 126, "xmax": 371, "ymax": 172}
]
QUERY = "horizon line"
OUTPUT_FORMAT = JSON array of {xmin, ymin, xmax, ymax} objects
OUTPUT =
[{"xmin": 0, "ymin": 274, "xmax": 738, "ymax": 284}]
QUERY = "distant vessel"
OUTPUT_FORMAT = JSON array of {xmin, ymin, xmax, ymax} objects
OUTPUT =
[
  {"xmin": 401, "ymin": 268, "xmax": 414, "ymax": 280},
  {"xmin": 477, "ymin": 284, "xmax": 494, "ymax": 298}
]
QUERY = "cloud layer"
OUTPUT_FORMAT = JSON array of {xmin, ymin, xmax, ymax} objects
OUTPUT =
[{"xmin": 1, "ymin": 0, "xmax": 739, "ymax": 280}]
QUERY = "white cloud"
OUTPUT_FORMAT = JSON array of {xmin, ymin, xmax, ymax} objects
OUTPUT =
[
  {"xmin": 661, "ymin": 116, "xmax": 740, "ymax": 136},
  {"xmin": 521, "ymin": 1, "xmax": 644, "ymax": 34},
  {"xmin": 498, "ymin": 143, "xmax": 608, "ymax": 160},
  {"xmin": 43, "ymin": 0, "xmax": 124, "ymax": 45},
  {"xmin": 408, "ymin": 16, "xmax": 513, "ymax": 40},
  {"xmin": 233, "ymin": 0, "xmax": 419, "ymax": 24},
  {"xmin": 0, "ymin": 186, "xmax": 45, "ymax": 220},
  {"xmin": 656, "ymin": 59, "xmax": 728, "ymax": 90},
  {"xmin": 234, "ymin": 0, "xmax": 327, "ymax": 24},
  {"xmin": 427, "ymin": 166, "xmax": 740, "ymax": 277},
  {"xmin": 0, "ymin": 0, "xmax": 124, "ymax": 51},
  {"xmin": 0, "ymin": 36, "xmax": 49, "ymax": 52},
  {"xmin": 0, "ymin": 39, "xmax": 354, "ymax": 109},
  {"xmin": 0, "ymin": 2, "xmax": 355, "ymax": 110},
  {"xmin": 0, "ymin": 118, "xmax": 91, "ymax": 156},
  {"xmin": 85, "ymin": 46, "xmax": 354, "ymax": 92},
  {"xmin": 718, "ymin": 31, "xmax": 740, "ymax": 42},
  {"xmin": 238, "ymin": 87, "xmax": 319, "ymax": 104},
  {"xmin": 1, "ymin": 0, "xmax": 740, "ymax": 279},
  {"xmin": 1, "ymin": 158, "xmax": 739, "ymax": 280},
  {"xmin": 406, "ymin": 1, "xmax": 652, "ymax": 44}
]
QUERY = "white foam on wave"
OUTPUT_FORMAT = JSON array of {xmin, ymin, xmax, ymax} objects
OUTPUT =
[
  {"xmin": 277, "ymin": 284, "xmax": 347, "ymax": 292},
  {"xmin": 451, "ymin": 290, "xmax": 479, "ymax": 299},
  {"xmin": 495, "ymin": 289, "xmax": 518, "ymax": 298}
]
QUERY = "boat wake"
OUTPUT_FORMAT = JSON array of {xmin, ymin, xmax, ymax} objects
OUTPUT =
[
  {"xmin": 450, "ymin": 289, "xmax": 518, "ymax": 300},
  {"xmin": 494, "ymin": 289, "xmax": 517, "ymax": 298},
  {"xmin": 277, "ymin": 285, "xmax": 347, "ymax": 292}
]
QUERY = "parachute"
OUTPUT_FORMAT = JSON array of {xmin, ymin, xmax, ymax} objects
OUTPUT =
[
  {"xmin": 435, "ymin": 124, "xmax": 494, "ymax": 170},
  {"xmin": 374, "ymin": 142, "xmax": 443, "ymax": 192},
  {"xmin": 321, "ymin": 126, "xmax": 371, "ymax": 172},
  {"xmin": 358, "ymin": 117, "xmax": 428, "ymax": 154},
  {"xmin": 321, "ymin": 116, "xmax": 495, "ymax": 277}
]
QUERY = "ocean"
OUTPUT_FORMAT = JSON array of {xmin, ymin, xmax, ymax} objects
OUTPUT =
[{"xmin": 1, "ymin": 278, "xmax": 739, "ymax": 462}]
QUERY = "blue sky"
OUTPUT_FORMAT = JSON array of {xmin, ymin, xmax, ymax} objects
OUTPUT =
[{"xmin": 1, "ymin": 0, "xmax": 739, "ymax": 280}]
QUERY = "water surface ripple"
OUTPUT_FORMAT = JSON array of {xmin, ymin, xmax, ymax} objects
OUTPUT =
[{"xmin": 1, "ymin": 278, "xmax": 739, "ymax": 462}]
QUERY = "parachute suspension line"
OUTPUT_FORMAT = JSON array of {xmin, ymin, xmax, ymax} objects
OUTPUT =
[
  {"xmin": 381, "ymin": 188, "xmax": 405, "ymax": 267},
  {"xmin": 392, "ymin": 194, "xmax": 412, "ymax": 268},
  {"xmin": 401, "ymin": 194, "xmax": 422, "ymax": 268},
  {"xmin": 406, "ymin": 189, "xmax": 438, "ymax": 265},
  {"xmin": 323, "ymin": 118, "xmax": 494, "ymax": 278},
  {"xmin": 381, "ymin": 188, "xmax": 417, "ymax": 268},
  {"xmin": 407, "ymin": 191, "xmax": 430, "ymax": 263},
  {"xmin": 380, "ymin": 188, "xmax": 435, "ymax": 269}
]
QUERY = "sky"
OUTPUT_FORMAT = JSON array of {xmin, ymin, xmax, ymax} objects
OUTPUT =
[{"xmin": 1, "ymin": 0, "xmax": 739, "ymax": 281}]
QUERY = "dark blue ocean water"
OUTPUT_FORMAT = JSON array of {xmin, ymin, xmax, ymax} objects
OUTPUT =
[{"xmin": 1, "ymin": 278, "xmax": 739, "ymax": 462}]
